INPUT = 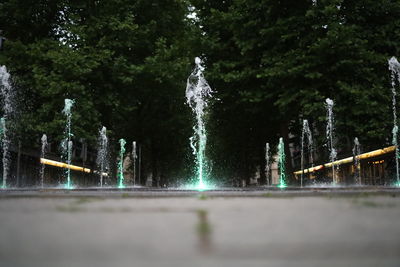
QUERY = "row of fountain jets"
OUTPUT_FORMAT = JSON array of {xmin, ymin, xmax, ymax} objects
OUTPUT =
[
  {"xmin": 1, "ymin": 56, "xmax": 400, "ymax": 189},
  {"xmin": 266, "ymin": 57, "xmax": 400, "ymax": 188},
  {"xmin": 34, "ymin": 103, "xmax": 136, "ymax": 189},
  {"xmin": 0, "ymin": 68, "xmax": 138, "ymax": 188},
  {"xmin": 264, "ymin": 100, "xmax": 360, "ymax": 188}
]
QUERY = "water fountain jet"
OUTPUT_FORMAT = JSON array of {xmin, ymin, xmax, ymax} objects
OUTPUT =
[
  {"xmin": 300, "ymin": 119, "xmax": 313, "ymax": 187},
  {"xmin": 117, "ymin": 138, "xmax": 126, "ymax": 188},
  {"xmin": 40, "ymin": 134, "xmax": 48, "ymax": 188},
  {"xmin": 0, "ymin": 66, "xmax": 15, "ymax": 189},
  {"xmin": 96, "ymin": 126, "xmax": 109, "ymax": 187},
  {"xmin": 265, "ymin": 142, "xmax": 271, "ymax": 186},
  {"xmin": 277, "ymin": 138, "xmax": 287, "ymax": 188},
  {"xmin": 388, "ymin": 57, "xmax": 400, "ymax": 186},
  {"xmin": 325, "ymin": 98, "xmax": 337, "ymax": 185},
  {"xmin": 186, "ymin": 57, "xmax": 213, "ymax": 190},
  {"xmin": 61, "ymin": 99, "xmax": 75, "ymax": 189},
  {"xmin": 0, "ymin": 118, "xmax": 5, "ymax": 188},
  {"xmin": 353, "ymin": 137, "xmax": 361, "ymax": 185}
]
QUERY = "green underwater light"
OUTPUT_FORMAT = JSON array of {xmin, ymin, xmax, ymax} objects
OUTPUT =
[
  {"xmin": 196, "ymin": 181, "xmax": 206, "ymax": 191},
  {"xmin": 64, "ymin": 182, "xmax": 74, "ymax": 190},
  {"xmin": 62, "ymin": 99, "xmax": 75, "ymax": 191},
  {"xmin": 277, "ymin": 137, "xmax": 287, "ymax": 189},
  {"xmin": 184, "ymin": 179, "xmax": 214, "ymax": 191},
  {"xmin": 117, "ymin": 183, "xmax": 126, "ymax": 189},
  {"xmin": 117, "ymin": 139, "xmax": 126, "ymax": 188},
  {"xmin": 277, "ymin": 183, "xmax": 287, "ymax": 189},
  {"xmin": 186, "ymin": 57, "xmax": 214, "ymax": 192},
  {"xmin": 195, "ymin": 180, "xmax": 216, "ymax": 191}
]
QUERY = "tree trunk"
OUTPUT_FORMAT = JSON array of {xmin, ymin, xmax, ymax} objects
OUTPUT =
[
  {"xmin": 16, "ymin": 141, "xmax": 21, "ymax": 187},
  {"xmin": 151, "ymin": 141, "xmax": 158, "ymax": 187},
  {"xmin": 244, "ymin": 147, "xmax": 251, "ymax": 186},
  {"xmin": 138, "ymin": 145, "xmax": 142, "ymax": 185},
  {"xmin": 259, "ymin": 143, "xmax": 266, "ymax": 185}
]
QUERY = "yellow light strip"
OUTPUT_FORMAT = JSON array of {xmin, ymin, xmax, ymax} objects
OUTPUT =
[
  {"xmin": 40, "ymin": 158, "xmax": 91, "ymax": 173},
  {"xmin": 293, "ymin": 145, "xmax": 396, "ymax": 176}
]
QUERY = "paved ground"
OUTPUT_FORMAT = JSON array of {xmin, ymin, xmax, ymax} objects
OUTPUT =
[{"xmin": 0, "ymin": 189, "xmax": 399, "ymax": 267}]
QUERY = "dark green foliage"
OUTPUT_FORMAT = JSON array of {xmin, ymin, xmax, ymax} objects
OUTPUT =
[
  {"xmin": 192, "ymin": 0, "xmax": 400, "ymax": 183},
  {"xmin": 0, "ymin": 0, "xmax": 196, "ymax": 184},
  {"xmin": 0, "ymin": 0, "xmax": 399, "ymax": 185}
]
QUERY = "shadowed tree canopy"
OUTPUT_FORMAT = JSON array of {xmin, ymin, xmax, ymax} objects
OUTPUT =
[
  {"xmin": 0, "ymin": 0, "xmax": 399, "ymax": 185},
  {"xmin": 191, "ymin": 0, "xmax": 400, "ymax": 184}
]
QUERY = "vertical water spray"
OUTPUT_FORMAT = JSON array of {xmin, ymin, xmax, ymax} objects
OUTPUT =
[
  {"xmin": 117, "ymin": 138, "xmax": 126, "ymax": 188},
  {"xmin": 61, "ymin": 99, "xmax": 75, "ymax": 189},
  {"xmin": 0, "ymin": 118, "xmax": 4, "ymax": 141},
  {"xmin": 132, "ymin": 141, "xmax": 137, "ymax": 185},
  {"xmin": 0, "ymin": 66, "xmax": 14, "ymax": 189},
  {"xmin": 300, "ymin": 119, "xmax": 313, "ymax": 187},
  {"xmin": 325, "ymin": 98, "xmax": 337, "ymax": 185},
  {"xmin": 186, "ymin": 57, "xmax": 213, "ymax": 190},
  {"xmin": 40, "ymin": 134, "xmax": 48, "ymax": 188},
  {"xmin": 277, "ymin": 138, "xmax": 287, "ymax": 188},
  {"xmin": 265, "ymin": 143, "xmax": 271, "ymax": 186},
  {"xmin": 388, "ymin": 57, "xmax": 400, "ymax": 186},
  {"xmin": 0, "ymin": 118, "xmax": 6, "ymax": 188},
  {"xmin": 353, "ymin": 137, "xmax": 361, "ymax": 185},
  {"xmin": 96, "ymin": 126, "xmax": 109, "ymax": 187}
]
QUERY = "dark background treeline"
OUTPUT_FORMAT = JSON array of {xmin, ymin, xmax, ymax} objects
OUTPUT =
[{"xmin": 0, "ymin": 0, "xmax": 399, "ymax": 186}]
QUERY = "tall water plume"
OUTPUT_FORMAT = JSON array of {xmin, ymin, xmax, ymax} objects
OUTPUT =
[
  {"xmin": 117, "ymin": 138, "xmax": 126, "ymax": 188},
  {"xmin": 300, "ymin": 119, "xmax": 313, "ymax": 187},
  {"xmin": 325, "ymin": 98, "xmax": 337, "ymax": 184},
  {"xmin": 40, "ymin": 134, "xmax": 48, "ymax": 187},
  {"xmin": 388, "ymin": 57, "xmax": 400, "ymax": 185},
  {"xmin": 186, "ymin": 57, "xmax": 213, "ymax": 189},
  {"xmin": 61, "ymin": 99, "xmax": 74, "ymax": 189},
  {"xmin": 96, "ymin": 126, "xmax": 109, "ymax": 187},
  {"xmin": 352, "ymin": 137, "xmax": 361, "ymax": 185},
  {"xmin": 277, "ymin": 138, "xmax": 287, "ymax": 188},
  {"xmin": 0, "ymin": 66, "xmax": 15, "ymax": 188},
  {"xmin": 265, "ymin": 142, "xmax": 271, "ymax": 186}
]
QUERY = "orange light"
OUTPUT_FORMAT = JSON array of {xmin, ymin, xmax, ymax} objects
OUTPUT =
[
  {"xmin": 294, "ymin": 146, "xmax": 395, "ymax": 176},
  {"xmin": 40, "ymin": 158, "xmax": 91, "ymax": 173}
]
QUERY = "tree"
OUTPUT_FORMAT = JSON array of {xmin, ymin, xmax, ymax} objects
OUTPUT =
[
  {"xmin": 0, "ymin": 0, "xmax": 198, "ymax": 185},
  {"xmin": 192, "ymin": 0, "xmax": 400, "ymax": 184}
]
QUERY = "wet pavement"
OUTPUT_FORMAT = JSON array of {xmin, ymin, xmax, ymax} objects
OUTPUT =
[{"xmin": 0, "ymin": 188, "xmax": 399, "ymax": 267}]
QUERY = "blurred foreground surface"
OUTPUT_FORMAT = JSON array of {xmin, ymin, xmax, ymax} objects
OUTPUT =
[{"xmin": 0, "ymin": 190, "xmax": 399, "ymax": 267}]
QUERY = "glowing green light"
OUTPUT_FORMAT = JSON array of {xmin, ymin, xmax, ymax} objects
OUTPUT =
[
  {"xmin": 186, "ymin": 57, "xmax": 214, "ymax": 193},
  {"xmin": 197, "ymin": 181, "xmax": 208, "ymax": 191},
  {"xmin": 394, "ymin": 181, "xmax": 400, "ymax": 187},
  {"xmin": 117, "ymin": 184, "xmax": 125, "ymax": 189},
  {"xmin": 64, "ymin": 182, "xmax": 74, "ymax": 190},
  {"xmin": 62, "ymin": 99, "xmax": 75, "ymax": 192},
  {"xmin": 277, "ymin": 183, "xmax": 287, "ymax": 189},
  {"xmin": 184, "ymin": 179, "xmax": 214, "ymax": 191},
  {"xmin": 117, "ymin": 139, "xmax": 126, "ymax": 188},
  {"xmin": 277, "ymin": 137, "xmax": 287, "ymax": 189}
]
